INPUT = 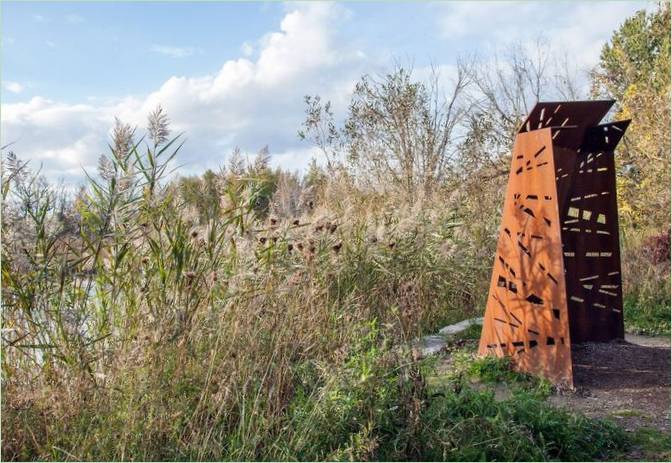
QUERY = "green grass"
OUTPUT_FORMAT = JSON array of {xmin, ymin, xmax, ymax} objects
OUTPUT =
[
  {"xmin": 624, "ymin": 427, "xmax": 671, "ymax": 462},
  {"xmin": 624, "ymin": 294, "xmax": 671, "ymax": 336},
  {"xmin": 419, "ymin": 352, "xmax": 628, "ymax": 461}
]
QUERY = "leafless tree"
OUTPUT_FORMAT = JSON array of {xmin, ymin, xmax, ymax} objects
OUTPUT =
[{"xmin": 300, "ymin": 64, "xmax": 472, "ymax": 203}]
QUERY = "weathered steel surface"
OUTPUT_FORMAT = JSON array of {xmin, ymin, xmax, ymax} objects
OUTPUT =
[
  {"xmin": 478, "ymin": 128, "xmax": 574, "ymax": 385},
  {"xmin": 479, "ymin": 100, "xmax": 630, "ymax": 386}
]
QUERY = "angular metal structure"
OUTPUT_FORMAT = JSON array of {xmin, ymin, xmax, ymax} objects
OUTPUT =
[{"xmin": 478, "ymin": 100, "xmax": 630, "ymax": 386}]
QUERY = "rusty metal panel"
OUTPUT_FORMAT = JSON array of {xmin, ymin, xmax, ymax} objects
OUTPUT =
[
  {"xmin": 479, "ymin": 100, "xmax": 630, "ymax": 386},
  {"xmin": 478, "ymin": 128, "xmax": 574, "ymax": 385},
  {"xmin": 559, "ymin": 121, "xmax": 630, "ymax": 343},
  {"xmin": 519, "ymin": 100, "xmax": 615, "ymax": 150}
]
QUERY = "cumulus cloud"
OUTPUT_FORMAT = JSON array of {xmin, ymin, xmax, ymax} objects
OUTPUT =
[
  {"xmin": 2, "ymin": 3, "xmax": 367, "ymax": 183},
  {"xmin": 3, "ymin": 81, "xmax": 24, "ymax": 94}
]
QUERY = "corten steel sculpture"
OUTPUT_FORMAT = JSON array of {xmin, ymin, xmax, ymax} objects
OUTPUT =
[{"xmin": 478, "ymin": 100, "xmax": 630, "ymax": 386}]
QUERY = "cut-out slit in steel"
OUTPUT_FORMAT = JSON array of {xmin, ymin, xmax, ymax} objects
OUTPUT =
[
  {"xmin": 525, "ymin": 294, "xmax": 544, "ymax": 305},
  {"xmin": 518, "ymin": 242, "xmax": 531, "ymax": 257}
]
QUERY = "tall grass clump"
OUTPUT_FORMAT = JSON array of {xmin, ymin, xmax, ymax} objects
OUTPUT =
[{"xmin": 0, "ymin": 109, "xmax": 477, "ymax": 460}]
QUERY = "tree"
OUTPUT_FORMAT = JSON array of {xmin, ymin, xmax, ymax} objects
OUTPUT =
[
  {"xmin": 300, "ymin": 65, "xmax": 471, "ymax": 203},
  {"xmin": 591, "ymin": 2, "xmax": 670, "ymax": 229},
  {"xmin": 459, "ymin": 40, "xmax": 584, "ymax": 185}
]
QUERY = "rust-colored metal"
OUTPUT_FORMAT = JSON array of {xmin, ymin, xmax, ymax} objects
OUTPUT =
[{"xmin": 478, "ymin": 100, "xmax": 630, "ymax": 386}]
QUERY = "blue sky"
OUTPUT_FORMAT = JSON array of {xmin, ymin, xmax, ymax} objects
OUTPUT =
[{"xmin": 2, "ymin": 1, "xmax": 650, "ymax": 183}]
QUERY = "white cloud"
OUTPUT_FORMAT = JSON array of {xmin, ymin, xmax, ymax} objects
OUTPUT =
[
  {"xmin": 3, "ymin": 81, "xmax": 24, "ymax": 94},
  {"xmin": 241, "ymin": 41, "xmax": 254, "ymax": 57},
  {"xmin": 45, "ymin": 40, "xmax": 56, "ymax": 48},
  {"xmin": 150, "ymin": 45, "xmax": 202, "ymax": 58},
  {"xmin": 65, "ymin": 14, "xmax": 85, "ymax": 24},
  {"xmin": 2, "ymin": 3, "xmax": 366, "ymax": 183},
  {"xmin": 33, "ymin": 14, "xmax": 49, "ymax": 23},
  {"xmin": 436, "ymin": 1, "xmax": 647, "ymax": 70}
]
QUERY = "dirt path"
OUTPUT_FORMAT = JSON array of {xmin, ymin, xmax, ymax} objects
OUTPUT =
[{"xmin": 549, "ymin": 335, "xmax": 670, "ymax": 435}]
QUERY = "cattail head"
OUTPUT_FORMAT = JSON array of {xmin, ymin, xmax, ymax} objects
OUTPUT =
[
  {"xmin": 292, "ymin": 219, "xmax": 300, "ymax": 226},
  {"xmin": 329, "ymin": 223, "xmax": 338, "ymax": 234},
  {"xmin": 332, "ymin": 242, "xmax": 342, "ymax": 253},
  {"xmin": 191, "ymin": 230, "xmax": 199, "ymax": 238},
  {"xmin": 287, "ymin": 243, "xmax": 294, "ymax": 252},
  {"xmin": 183, "ymin": 271, "xmax": 196, "ymax": 286},
  {"xmin": 259, "ymin": 237, "xmax": 267, "ymax": 244}
]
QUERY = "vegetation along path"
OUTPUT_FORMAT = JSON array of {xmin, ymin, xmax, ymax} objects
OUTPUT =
[{"xmin": 427, "ymin": 320, "xmax": 671, "ymax": 462}]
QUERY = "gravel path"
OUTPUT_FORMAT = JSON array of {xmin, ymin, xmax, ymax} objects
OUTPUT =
[{"xmin": 549, "ymin": 335, "xmax": 671, "ymax": 434}]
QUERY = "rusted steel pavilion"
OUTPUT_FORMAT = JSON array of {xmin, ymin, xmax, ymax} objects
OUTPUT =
[{"xmin": 478, "ymin": 100, "xmax": 630, "ymax": 386}]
